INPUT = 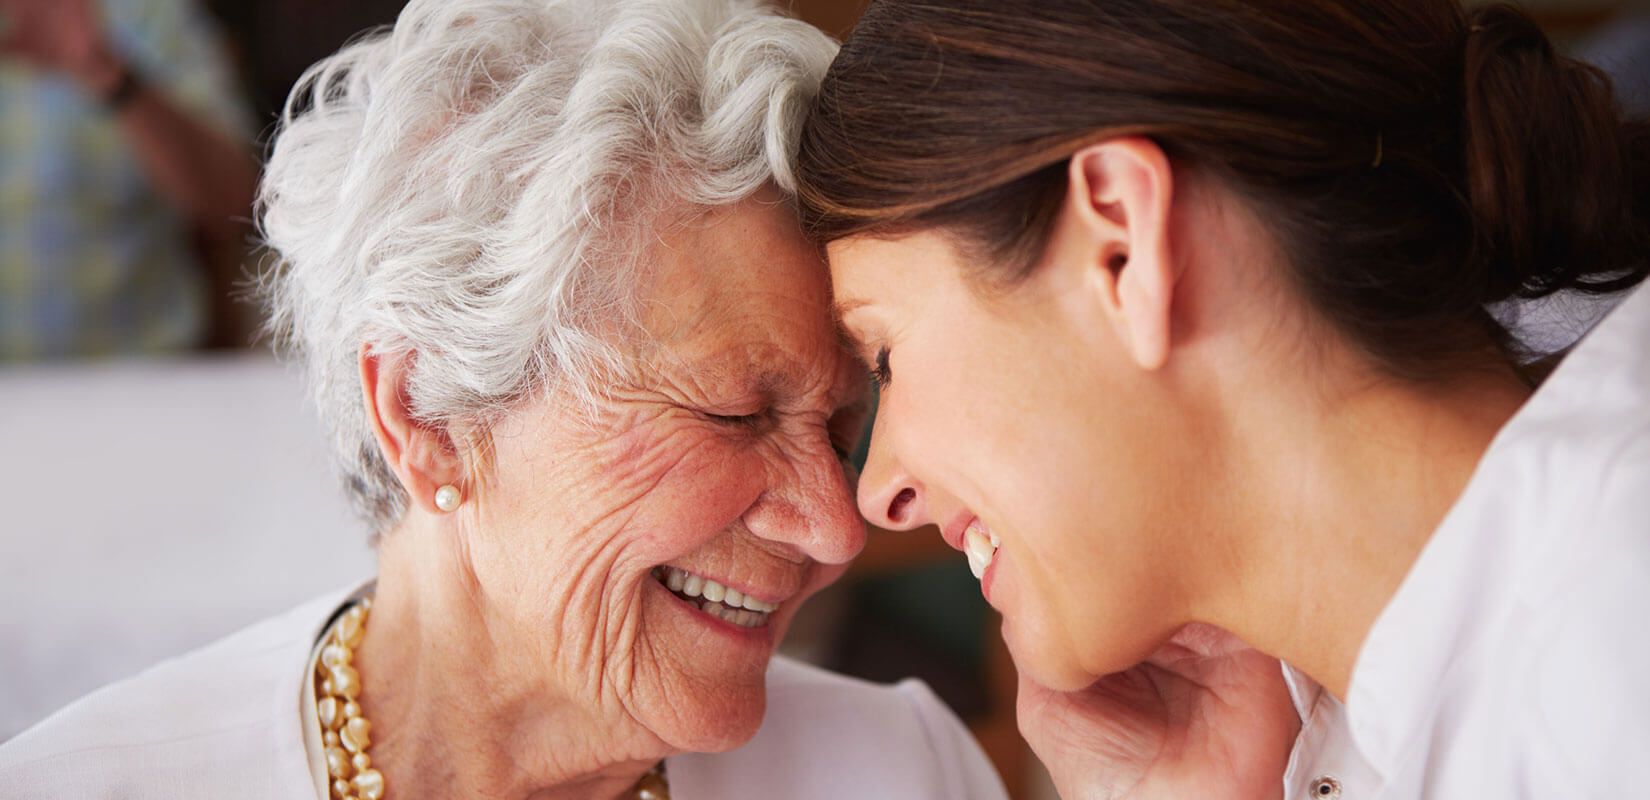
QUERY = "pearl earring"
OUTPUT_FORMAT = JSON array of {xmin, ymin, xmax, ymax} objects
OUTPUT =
[{"xmin": 434, "ymin": 484, "xmax": 461, "ymax": 513}]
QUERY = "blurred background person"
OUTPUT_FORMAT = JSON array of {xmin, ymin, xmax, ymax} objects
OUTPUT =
[{"xmin": 0, "ymin": 0, "xmax": 257, "ymax": 360}]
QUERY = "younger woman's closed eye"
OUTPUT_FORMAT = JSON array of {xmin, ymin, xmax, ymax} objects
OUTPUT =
[{"xmin": 870, "ymin": 347, "xmax": 892, "ymax": 388}]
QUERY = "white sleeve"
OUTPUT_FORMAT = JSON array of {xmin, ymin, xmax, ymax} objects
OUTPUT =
[
  {"xmin": 895, "ymin": 678, "xmax": 1011, "ymax": 800},
  {"xmin": 1529, "ymin": 435, "xmax": 1650, "ymax": 798}
]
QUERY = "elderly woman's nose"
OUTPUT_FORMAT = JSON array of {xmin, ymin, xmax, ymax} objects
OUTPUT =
[
  {"xmin": 744, "ymin": 444, "xmax": 866, "ymax": 565},
  {"xmin": 856, "ymin": 429, "xmax": 928, "ymax": 532}
]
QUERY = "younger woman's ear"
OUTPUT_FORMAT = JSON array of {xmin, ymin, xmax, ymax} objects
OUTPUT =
[
  {"xmin": 1052, "ymin": 137, "xmax": 1179, "ymax": 370},
  {"xmin": 358, "ymin": 344, "xmax": 466, "ymax": 514}
]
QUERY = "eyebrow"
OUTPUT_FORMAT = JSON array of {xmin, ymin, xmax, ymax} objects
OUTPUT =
[
  {"xmin": 833, "ymin": 314, "xmax": 866, "ymax": 352},
  {"xmin": 833, "ymin": 298, "xmax": 869, "ymax": 319}
]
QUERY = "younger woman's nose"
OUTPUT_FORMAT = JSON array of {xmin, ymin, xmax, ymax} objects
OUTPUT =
[{"xmin": 856, "ymin": 430, "xmax": 928, "ymax": 531}]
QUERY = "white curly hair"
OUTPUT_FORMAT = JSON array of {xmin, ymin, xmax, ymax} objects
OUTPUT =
[{"xmin": 258, "ymin": 0, "xmax": 837, "ymax": 532}]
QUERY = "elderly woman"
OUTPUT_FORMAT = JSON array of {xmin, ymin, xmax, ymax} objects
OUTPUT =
[{"xmin": 0, "ymin": 1, "xmax": 1007, "ymax": 798}]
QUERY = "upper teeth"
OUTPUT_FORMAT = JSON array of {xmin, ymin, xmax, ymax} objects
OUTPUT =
[
  {"xmin": 662, "ymin": 567, "xmax": 779, "ymax": 613},
  {"xmin": 964, "ymin": 520, "xmax": 999, "ymax": 580}
]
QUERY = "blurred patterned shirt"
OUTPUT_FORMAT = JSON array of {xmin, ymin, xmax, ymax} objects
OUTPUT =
[{"xmin": 0, "ymin": 0, "xmax": 249, "ymax": 361}]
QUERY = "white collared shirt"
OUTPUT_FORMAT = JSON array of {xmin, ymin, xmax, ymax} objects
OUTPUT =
[{"xmin": 1282, "ymin": 285, "xmax": 1650, "ymax": 799}]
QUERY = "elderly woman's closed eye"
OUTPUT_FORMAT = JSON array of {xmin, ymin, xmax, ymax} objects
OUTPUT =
[{"xmin": 0, "ymin": 1, "xmax": 1008, "ymax": 799}]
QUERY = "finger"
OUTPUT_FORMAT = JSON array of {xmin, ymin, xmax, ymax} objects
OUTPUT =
[
  {"xmin": 1013, "ymin": 674, "xmax": 1068, "ymax": 749},
  {"xmin": 1014, "ymin": 673, "xmax": 1050, "ymax": 717},
  {"xmin": 1152, "ymin": 621, "xmax": 1252, "ymax": 664}
]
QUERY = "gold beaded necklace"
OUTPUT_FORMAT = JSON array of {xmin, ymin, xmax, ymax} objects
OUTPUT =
[
  {"xmin": 311, "ymin": 598, "xmax": 670, "ymax": 799},
  {"xmin": 314, "ymin": 599, "xmax": 383, "ymax": 800}
]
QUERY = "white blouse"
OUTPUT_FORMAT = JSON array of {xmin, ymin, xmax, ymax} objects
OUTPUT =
[
  {"xmin": 0, "ymin": 584, "xmax": 1008, "ymax": 799},
  {"xmin": 1281, "ymin": 286, "xmax": 1650, "ymax": 799}
]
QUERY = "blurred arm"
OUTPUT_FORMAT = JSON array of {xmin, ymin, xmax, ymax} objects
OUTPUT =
[{"xmin": 81, "ymin": 51, "xmax": 259, "ymax": 245}]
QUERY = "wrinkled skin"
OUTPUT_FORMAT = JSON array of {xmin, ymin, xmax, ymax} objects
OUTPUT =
[{"xmin": 358, "ymin": 190, "xmax": 871, "ymax": 798}]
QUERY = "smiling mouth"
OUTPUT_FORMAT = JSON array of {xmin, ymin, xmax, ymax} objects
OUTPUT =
[{"xmin": 651, "ymin": 566, "xmax": 776, "ymax": 628}]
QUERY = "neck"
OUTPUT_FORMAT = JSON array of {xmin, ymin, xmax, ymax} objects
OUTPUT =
[
  {"xmin": 350, "ymin": 517, "xmax": 664, "ymax": 799},
  {"xmin": 1198, "ymin": 354, "xmax": 1530, "ymax": 700}
]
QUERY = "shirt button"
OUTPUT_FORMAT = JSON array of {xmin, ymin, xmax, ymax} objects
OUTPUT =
[{"xmin": 1311, "ymin": 775, "xmax": 1342, "ymax": 799}]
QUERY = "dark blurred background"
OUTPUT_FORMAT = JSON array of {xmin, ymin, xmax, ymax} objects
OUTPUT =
[{"xmin": 2, "ymin": 1, "xmax": 1645, "ymax": 797}]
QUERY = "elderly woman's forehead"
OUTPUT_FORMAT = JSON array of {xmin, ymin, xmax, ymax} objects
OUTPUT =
[
  {"xmin": 645, "ymin": 321, "xmax": 850, "ymax": 398},
  {"xmin": 638, "ymin": 199, "xmax": 832, "ymax": 327}
]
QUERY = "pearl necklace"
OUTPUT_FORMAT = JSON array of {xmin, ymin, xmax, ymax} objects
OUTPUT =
[
  {"xmin": 314, "ymin": 599, "xmax": 384, "ymax": 800},
  {"xmin": 311, "ymin": 598, "xmax": 671, "ymax": 800}
]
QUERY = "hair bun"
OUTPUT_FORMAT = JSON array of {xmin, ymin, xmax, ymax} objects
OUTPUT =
[{"xmin": 1460, "ymin": 3, "xmax": 1649, "ymax": 304}]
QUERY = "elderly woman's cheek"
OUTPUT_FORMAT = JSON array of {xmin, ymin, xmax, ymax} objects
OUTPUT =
[{"xmin": 593, "ymin": 423, "xmax": 770, "ymax": 556}]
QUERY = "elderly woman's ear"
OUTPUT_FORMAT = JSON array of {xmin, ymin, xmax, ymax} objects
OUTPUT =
[{"xmin": 358, "ymin": 344, "xmax": 465, "ymax": 515}]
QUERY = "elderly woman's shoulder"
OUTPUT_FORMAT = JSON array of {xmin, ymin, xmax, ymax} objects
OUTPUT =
[
  {"xmin": 668, "ymin": 656, "xmax": 1010, "ymax": 799},
  {"xmin": 0, "ymin": 589, "xmax": 350, "ymax": 799}
]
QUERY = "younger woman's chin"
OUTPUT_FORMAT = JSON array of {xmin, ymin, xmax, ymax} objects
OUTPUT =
[{"xmin": 1001, "ymin": 614, "xmax": 1101, "ymax": 693}]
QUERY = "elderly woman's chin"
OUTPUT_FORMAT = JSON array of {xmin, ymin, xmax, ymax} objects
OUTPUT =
[{"xmin": 633, "ymin": 563, "xmax": 847, "ymax": 752}]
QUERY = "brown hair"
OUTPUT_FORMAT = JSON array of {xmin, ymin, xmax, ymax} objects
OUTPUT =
[{"xmin": 796, "ymin": 1, "xmax": 1650, "ymax": 377}]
